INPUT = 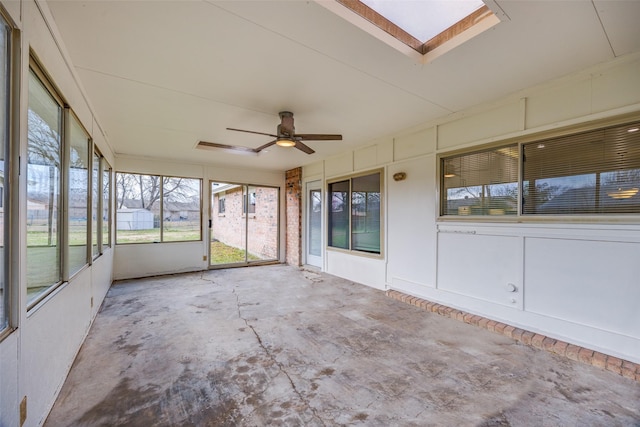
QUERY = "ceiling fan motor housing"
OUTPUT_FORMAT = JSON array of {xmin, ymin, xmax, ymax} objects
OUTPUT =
[{"xmin": 278, "ymin": 111, "xmax": 295, "ymax": 137}]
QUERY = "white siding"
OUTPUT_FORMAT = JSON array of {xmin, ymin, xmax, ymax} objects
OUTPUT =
[{"xmin": 305, "ymin": 53, "xmax": 640, "ymax": 364}]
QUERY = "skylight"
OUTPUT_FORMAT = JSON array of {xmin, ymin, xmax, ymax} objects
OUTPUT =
[
  {"xmin": 360, "ymin": 0, "xmax": 485, "ymax": 43},
  {"xmin": 329, "ymin": 0, "xmax": 500, "ymax": 59}
]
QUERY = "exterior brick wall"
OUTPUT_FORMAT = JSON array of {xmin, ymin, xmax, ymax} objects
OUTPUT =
[
  {"xmin": 285, "ymin": 168, "xmax": 302, "ymax": 266},
  {"xmin": 212, "ymin": 185, "xmax": 278, "ymax": 259}
]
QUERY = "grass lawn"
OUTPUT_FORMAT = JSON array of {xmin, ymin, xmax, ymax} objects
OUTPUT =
[
  {"xmin": 210, "ymin": 240, "xmax": 260, "ymax": 265},
  {"xmin": 116, "ymin": 228, "xmax": 200, "ymax": 243}
]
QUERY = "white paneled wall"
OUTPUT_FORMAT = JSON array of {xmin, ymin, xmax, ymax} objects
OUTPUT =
[
  {"xmin": 525, "ymin": 237, "xmax": 640, "ymax": 339},
  {"xmin": 437, "ymin": 232, "xmax": 523, "ymax": 309},
  {"xmin": 303, "ymin": 53, "xmax": 640, "ymax": 364}
]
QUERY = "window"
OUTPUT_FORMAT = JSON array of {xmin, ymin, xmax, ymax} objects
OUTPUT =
[
  {"xmin": 360, "ymin": 0, "xmax": 485, "ymax": 43},
  {"xmin": 26, "ymin": 59, "xmax": 104, "ymax": 309},
  {"xmin": 523, "ymin": 123, "xmax": 640, "ymax": 215},
  {"xmin": 91, "ymin": 151, "xmax": 99, "ymax": 258},
  {"xmin": 91, "ymin": 152, "xmax": 110, "ymax": 255},
  {"xmin": 334, "ymin": 0, "xmax": 496, "ymax": 56},
  {"xmin": 441, "ymin": 145, "xmax": 518, "ymax": 216},
  {"xmin": 102, "ymin": 158, "xmax": 111, "ymax": 248},
  {"xmin": 162, "ymin": 177, "xmax": 201, "ymax": 242},
  {"xmin": 116, "ymin": 172, "xmax": 202, "ymax": 244},
  {"xmin": 218, "ymin": 192, "xmax": 225, "ymax": 214},
  {"xmin": 440, "ymin": 121, "xmax": 640, "ymax": 217},
  {"xmin": 68, "ymin": 113, "xmax": 90, "ymax": 276},
  {"xmin": 243, "ymin": 187, "xmax": 256, "ymax": 215},
  {"xmin": 0, "ymin": 13, "xmax": 10, "ymax": 332},
  {"xmin": 27, "ymin": 67, "xmax": 63, "ymax": 306},
  {"xmin": 328, "ymin": 171, "xmax": 382, "ymax": 254}
]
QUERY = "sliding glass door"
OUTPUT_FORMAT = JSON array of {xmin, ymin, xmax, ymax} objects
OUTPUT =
[{"xmin": 209, "ymin": 181, "xmax": 279, "ymax": 267}]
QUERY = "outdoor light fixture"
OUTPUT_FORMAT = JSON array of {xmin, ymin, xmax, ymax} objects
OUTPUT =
[{"xmin": 276, "ymin": 137, "xmax": 296, "ymax": 147}]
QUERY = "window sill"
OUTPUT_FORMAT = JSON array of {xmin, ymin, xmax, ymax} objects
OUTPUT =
[
  {"xmin": 326, "ymin": 246, "xmax": 384, "ymax": 260},
  {"xmin": 438, "ymin": 214, "xmax": 640, "ymax": 225}
]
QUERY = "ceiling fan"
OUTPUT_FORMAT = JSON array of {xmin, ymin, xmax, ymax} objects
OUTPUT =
[{"xmin": 199, "ymin": 111, "xmax": 342, "ymax": 155}]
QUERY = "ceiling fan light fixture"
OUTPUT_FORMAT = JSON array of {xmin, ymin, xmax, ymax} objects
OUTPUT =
[
  {"xmin": 607, "ymin": 187, "xmax": 639, "ymax": 199},
  {"xmin": 443, "ymin": 161, "xmax": 456, "ymax": 178},
  {"xmin": 276, "ymin": 137, "xmax": 296, "ymax": 147}
]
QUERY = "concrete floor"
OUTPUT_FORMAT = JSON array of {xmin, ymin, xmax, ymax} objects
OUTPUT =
[{"xmin": 46, "ymin": 265, "xmax": 640, "ymax": 426}]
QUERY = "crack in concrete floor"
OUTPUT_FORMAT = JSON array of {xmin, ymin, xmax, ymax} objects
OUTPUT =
[
  {"xmin": 235, "ymin": 288, "xmax": 329, "ymax": 427},
  {"xmin": 45, "ymin": 265, "xmax": 640, "ymax": 426}
]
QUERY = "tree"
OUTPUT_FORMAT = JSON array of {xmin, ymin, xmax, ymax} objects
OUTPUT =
[{"xmin": 116, "ymin": 173, "xmax": 198, "ymax": 211}]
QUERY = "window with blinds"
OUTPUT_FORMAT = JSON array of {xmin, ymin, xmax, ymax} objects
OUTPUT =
[
  {"xmin": 523, "ymin": 122, "xmax": 640, "ymax": 215},
  {"xmin": 441, "ymin": 145, "xmax": 519, "ymax": 216},
  {"xmin": 440, "ymin": 120, "xmax": 640, "ymax": 217}
]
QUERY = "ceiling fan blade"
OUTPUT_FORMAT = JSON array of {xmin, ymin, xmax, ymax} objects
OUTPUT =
[
  {"xmin": 255, "ymin": 139, "xmax": 277, "ymax": 152},
  {"xmin": 294, "ymin": 134, "xmax": 342, "ymax": 141},
  {"xmin": 197, "ymin": 141, "xmax": 258, "ymax": 155},
  {"xmin": 294, "ymin": 140, "xmax": 315, "ymax": 154},
  {"xmin": 227, "ymin": 128, "xmax": 278, "ymax": 138}
]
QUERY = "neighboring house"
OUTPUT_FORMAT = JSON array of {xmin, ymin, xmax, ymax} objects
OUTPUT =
[
  {"xmin": 118, "ymin": 198, "xmax": 200, "ymax": 223},
  {"xmin": 538, "ymin": 185, "xmax": 640, "ymax": 214},
  {"xmin": 212, "ymin": 184, "xmax": 278, "ymax": 260}
]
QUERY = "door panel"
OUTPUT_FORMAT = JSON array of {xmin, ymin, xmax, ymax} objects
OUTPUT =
[
  {"xmin": 210, "ymin": 181, "xmax": 279, "ymax": 268},
  {"xmin": 306, "ymin": 180, "xmax": 322, "ymax": 267},
  {"xmin": 246, "ymin": 185, "xmax": 279, "ymax": 263}
]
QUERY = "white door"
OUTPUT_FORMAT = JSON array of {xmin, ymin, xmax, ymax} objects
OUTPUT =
[{"xmin": 306, "ymin": 180, "xmax": 323, "ymax": 268}]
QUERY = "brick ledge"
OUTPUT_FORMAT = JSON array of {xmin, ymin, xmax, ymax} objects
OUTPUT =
[{"xmin": 386, "ymin": 289, "xmax": 640, "ymax": 383}]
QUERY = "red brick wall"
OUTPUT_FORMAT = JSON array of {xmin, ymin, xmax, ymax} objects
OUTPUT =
[
  {"xmin": 285, "ymin": 168, "xmax": 302, "ymax": 266},
  {"xmin": 212, "ymin": 186, "xmax": 278, "ymax": 260}
]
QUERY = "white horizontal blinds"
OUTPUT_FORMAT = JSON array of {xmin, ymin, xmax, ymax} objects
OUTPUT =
[
  {"xmin": 523, "ymin": 122, "xmax": 640, "ymax": 214},
  {"xmin": 441, "ymin": 145, "xmax": 518, "ymax": 216}
]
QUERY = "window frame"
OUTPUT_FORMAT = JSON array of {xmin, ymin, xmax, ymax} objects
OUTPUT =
[
  {"xmin": 101, "ymin": 156, "xmax": 112, "ymax": 249},
  {"xmin": 218, "ymin": 192, "xmax": 225, "ymax": 215},
  {"xmin": 66, "ymin": 109, "xmax": 92, "ymax": 278},
  {"xmin": 26, "ymin": 59, "xmax": 65, "ymax": 310},
  {"xmin": 0, "ymin": 9, "xmax": 14, "ymax": 340},
  {"xmin": 327, "ymin": 168, "xmax": 384, "ymax": 257},
  {"xmin": 328, "ymin": 0, "xmax": 500, "ymax": 60},
  {"xmin": 115, "ymin": 171, "xmax": 203, "ymax": 245},
  {"xmin": 438, "ymin": 117, "xmax": 640, "ymax": 222},
  {"xmin": 440, "ymin": 144, "xmax": 519, "ymax": 217},
  {"xmin": 26, "ymin": 56, "xmax": 105, "ymax": 312}
]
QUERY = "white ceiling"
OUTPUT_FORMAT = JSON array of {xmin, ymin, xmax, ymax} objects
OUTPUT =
[{"xmin": 47, "ymin": 0, "xmax": 640, "ymax": 172}]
